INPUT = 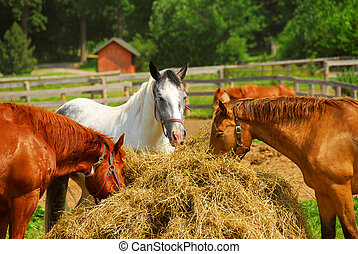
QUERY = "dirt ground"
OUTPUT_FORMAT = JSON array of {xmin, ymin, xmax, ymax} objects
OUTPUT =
[{"xmin": 39, "ymin": 119, "xmax": 314, "ymax": 208}]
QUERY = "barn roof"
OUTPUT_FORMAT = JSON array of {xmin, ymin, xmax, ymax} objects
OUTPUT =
[{"xmin": 93, "ymin": 37, "xmax": 141, "ymax": 56}]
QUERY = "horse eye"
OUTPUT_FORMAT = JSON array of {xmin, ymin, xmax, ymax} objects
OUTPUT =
[{"xmin": 216, "ymin": 132, "xmax": 224, "ymax": 138}]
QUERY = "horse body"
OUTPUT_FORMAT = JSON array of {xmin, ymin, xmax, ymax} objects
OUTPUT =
[
  {"xmin": 0, "ymin": 103, "xmax": 125, "ymax": 238},
  {"xmin": 210, "ymin": 97, "xmax": 358, "ymax": 238},
  {"xmin": 213, "ymin": 84, "xmax": 296, "ymax": 108},
  {"xmin": 45, "ymin": 62, "xmax": 188, "ymax": 232}
]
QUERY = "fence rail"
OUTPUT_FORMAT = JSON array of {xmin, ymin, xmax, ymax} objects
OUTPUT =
[{"xmin": 1, "ymin": 58, "xmax": 358, "ymax": 110}]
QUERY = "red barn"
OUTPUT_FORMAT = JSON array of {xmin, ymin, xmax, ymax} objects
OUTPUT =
[{"xmin": 93, "ymin": 37, "xmax": 140, "ymax": 73}]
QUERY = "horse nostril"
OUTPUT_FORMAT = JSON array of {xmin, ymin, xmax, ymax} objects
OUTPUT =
[{"xmin": 172, "ymin": 132, "xmax": 177, "ymax": 141}]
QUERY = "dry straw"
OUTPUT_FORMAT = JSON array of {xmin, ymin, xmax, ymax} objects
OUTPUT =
[{"xmin": 46, "ymin": 124, "xmax": 310, "ymax": 239}]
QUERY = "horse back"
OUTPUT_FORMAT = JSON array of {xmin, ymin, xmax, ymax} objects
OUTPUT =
[{"xmin": 277, "ymin": 85, "xmax": 296, "ymax": 97}]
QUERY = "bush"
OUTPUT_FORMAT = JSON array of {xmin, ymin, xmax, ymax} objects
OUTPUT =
[{"xmin": 0, "ymin": 22, "xmax": 37, "ymax": 75}]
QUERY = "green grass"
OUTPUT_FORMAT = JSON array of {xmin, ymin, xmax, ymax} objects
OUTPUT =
[{"xmin": 300, "ymin": 196, "xmax": 358, "ymax": 239}]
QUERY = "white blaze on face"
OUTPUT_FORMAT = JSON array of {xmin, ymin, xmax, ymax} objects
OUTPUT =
[
  {"xmin": 158, "ymin": 78, "xmax": 183, "ymax": 119},
  {"xmin": 156, "ymin": 77, "xmax": 186, "ymax": 146}
]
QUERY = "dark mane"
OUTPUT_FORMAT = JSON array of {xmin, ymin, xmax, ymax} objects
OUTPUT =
[
  {"xmin": 7, "ymin": 102, "xmax": 114, "ymax": 161},
  {"xmin": 160, "ymin": 70, "xmax": 183, "ymax": 88},
  {"xmin": 234, "ymin": 96, "xmax": 358, "ymax": 123}
]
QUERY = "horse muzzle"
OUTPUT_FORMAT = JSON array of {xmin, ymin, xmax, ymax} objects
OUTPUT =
[{"xmin": 165, "ymin": 122, "xmax": 186, "ymax": 147}]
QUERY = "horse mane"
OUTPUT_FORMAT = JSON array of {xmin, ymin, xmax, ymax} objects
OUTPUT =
[
  {"xmin": 119, "ymin": 78, "xmax": 155, "ymax": 120},
  {"xmin": 234, "ymin": 96, "xmax": 358, "ymax": 123},
  {"xmin": 7, "ymin": 102, "xmax": 114, "ymax": 161}
]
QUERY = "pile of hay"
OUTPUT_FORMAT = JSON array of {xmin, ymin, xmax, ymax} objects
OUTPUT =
[{"xmin": 46, "ymin": 125, "xmax": 310, "ymax": 239}]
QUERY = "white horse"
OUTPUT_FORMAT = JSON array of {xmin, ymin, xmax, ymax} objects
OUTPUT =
[{"xmin": 45, "ymin": 62, "xmax": 189, "ymax": 232}]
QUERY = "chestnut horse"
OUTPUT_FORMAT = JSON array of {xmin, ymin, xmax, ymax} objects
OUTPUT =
[
  {"xmin": 209, "ymin": 96, "xmax": 358, "ymax": 238},
  {"xmin": 0, "ymin": 102, "xmax": 126, "ymax": 238},
  {"xmin": 212, "ymin": 84, "xmax": 296, "ymax": 108}
]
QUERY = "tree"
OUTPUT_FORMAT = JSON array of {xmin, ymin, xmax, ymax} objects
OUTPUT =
[
  {"xmin": 0, "ymin": 0, "xmax": 47, "ymax": 38},
  {"xmin": 278, "ymin": 0, "xmax": 358, "ymax": 58},
  {"xmin": 0, "ymin": 22, "xmax": 37, "ymax": 75},
  {"xmin": 148, "ymin": 0, "xmax": 261, "ymax": 68}
]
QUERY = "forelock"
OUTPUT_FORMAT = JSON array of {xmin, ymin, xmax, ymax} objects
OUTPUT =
[{"xmin": 161, "ymin": 70, "xmax": 182, "ymax": 88}]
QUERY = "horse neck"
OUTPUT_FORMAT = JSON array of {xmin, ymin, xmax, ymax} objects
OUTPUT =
[
  {"xmin": 247, "ymin": 120, "xmax": 307, "ymax": 166},
  {"xmin": 37, "ymin": 114, "xmax": 105, "ymax": 170},
  {"xmin": 10, "ymin": 103, "xmax": 106, "ymax": 174},
  {"xmin": 118, "ymin": 79, "xmax": 170, "ymax": 151}
]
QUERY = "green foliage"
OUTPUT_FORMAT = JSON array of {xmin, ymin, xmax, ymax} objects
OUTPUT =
[
  {"xmin": 129, "ymin": 33, "xmax": 157, "ymax": 72},
  {"xmin": 336, "ymin": 69, "xmax": 358, "ymax": 85},
  {"xmin": 0, "ymin": 22, "xmax": 37, "ymax": 75},
  {"xmin": 216, "ymin": 34, "xmax": 249, "ymax": 64},
  {"xmin": 0, "ymin": 0, "xmax": 47, "ymax": 35},
  {"xmin": 278, "ymin": 0, "xmax": 358, "ymax": 58},
  {"xmin": 148, "ymin": 0, "xmax": 261, "ymax": 68}
]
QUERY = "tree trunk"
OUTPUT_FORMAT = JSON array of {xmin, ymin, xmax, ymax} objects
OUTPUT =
[
  {"xmin": 117, "ymin": 6, "xmax": 123, "ymax": 38},
  {"xmin": 80, "ymin": 8, "xmax": 87, "ymax": 64},
  {"xmin": 20, "ymin": 7, "xmax": 29, "ymax": 39}
]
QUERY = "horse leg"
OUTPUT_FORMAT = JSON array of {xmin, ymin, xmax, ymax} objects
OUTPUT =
[
  {"xmin": 45, "ymin": 174, "xmax": 69, "ymax": 233},
  {"xmin": 9, "ymin": 189, "xmax": 40, "ymax": 239},
  {"xmin": 315, "ymin": 191, "xmax": 337, "ymax": 238},
  {"xmin": 327, "ymin": 184, "xmax": 358, "ymax": 239},
  {"xmin": 0, "ymin": 203, "xmax": 9, "ymax": 238},
  {"xmin": 70, "ymin": 173, "xmax": 93, "ymax": 207},
  {"xmin": 0, "ymin": 214, "xmax": 9, "ymax": 238}
]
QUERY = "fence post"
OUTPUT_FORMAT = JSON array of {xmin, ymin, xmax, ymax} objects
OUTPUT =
[
  {"xmin": 322, "ymin": 60, "xmax": 330, "ymax": 95},
  {"xmin": 89, "ymin": 77, "xmax": 96, "ymax": 99},
  {"xmin": 184, "ymin": 83, "xmax": 190, "ymax": 117},
  {"xmin": 336, "ymin": 86, "xmax": 341, "ymax": 97},
  {"xmin": 309, "ymin": 84, "xmax": 314, "ymax": 95},
  {"xmin": 261, "ymin": 66, "xmax": 265, "ymax": 76},
  {"xmin": 24, "ymin": 81, "xmax": 31, "ymax": 103},
  {"xmin": 61, "ymin": 93, "xmax": 66, "ymax": 102},
  {"xmin": 218, "ymin": 69, "xmax": 224, "ymax": 88},
  {"xmin": 294, "ymin": 81, "xmax": 299, "ymax": 94},
  {"xmin": 286, "ymin": 65, "xmax": 290, "ymax": 76},
  {"xmin": 352, "ymin": 89, "xmax": 357, "ymax": 100},
  {"xmin": 324, "ymin": 60, "xmax": 329, "ymax": 81},
  {"xmin": 100, "ymin": 77, "xmax": 107, "ymax": 105},
  {"xmin": 124, "ymin": 86, "xmax": 130, "ymax": 97}
]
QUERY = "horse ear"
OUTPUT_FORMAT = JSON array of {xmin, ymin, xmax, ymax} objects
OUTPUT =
[
  {"xmin": 220, "ymin": 90, "xmax": 231, "ymax": 103},
  {"xmin": 149, "ymin": 61, "xmax": 161, "ymax": 81},
  {"xmin": 177, "ymin": 62, "xmax": 188, "ymax": 81},
  {"xmin": 114, "ymin": 133, "xmax": 125, "ymax": 152},
  {"xmin": 218, "ymin": 100, "xmax": 228, "ymax": 115}
]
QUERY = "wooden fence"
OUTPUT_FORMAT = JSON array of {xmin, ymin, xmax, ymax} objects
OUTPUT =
[{"xmin": 1, "ymin": 58, "xmax": 358, "ymax": 110}]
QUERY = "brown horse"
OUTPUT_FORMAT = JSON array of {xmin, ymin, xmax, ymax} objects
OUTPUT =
[
  {"xmin": 209, "ymin": 96, "xmax": 358, "ymax": 238},
  {"xmin": 0, "ymin": 102, "xmax": 126, "ymax": 238},
  {"xmin": 212, "ymin": 84, "xmax": 296, "ymax": 108}
]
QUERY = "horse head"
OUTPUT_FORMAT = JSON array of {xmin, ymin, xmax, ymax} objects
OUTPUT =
[
  {"xmin": 209, "ymin": 100, "xmax": 252, "ymax": 159},
  {"xmin": 213, "ymin": 88, "xmax": 231, "ymax": 109},
  {"xmin": 84, "ymin": 134, "xmax": 126, "ymax": 201},
  {"xmin": 150, "ymin": 61, "xmax": 188, "ymax": 147}
]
